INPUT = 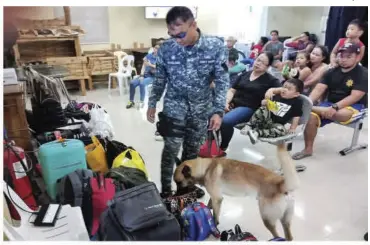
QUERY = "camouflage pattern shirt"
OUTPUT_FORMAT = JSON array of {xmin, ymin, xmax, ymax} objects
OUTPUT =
[{"xmin": 148, "ymin": 31, "xmax": 230, "ymax": 121}]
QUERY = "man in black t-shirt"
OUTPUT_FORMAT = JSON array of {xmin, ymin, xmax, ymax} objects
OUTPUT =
[
  {"xmin": 293, "ymin": 42, "xmax": 368, "ymax": 160},
  {"xmin": 241, "ymin": 79, "xmax": 303, "ymax": 144}
]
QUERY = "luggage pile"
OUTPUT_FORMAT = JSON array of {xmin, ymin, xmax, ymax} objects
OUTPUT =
[
  {"xmin": 4, "ymin": 134, "xmax": 286, "ymax": 242},
  {"xmin": 4, "ymin": 66, "xmax": 283, "ymax": 242},
  {"xmin": 3, "ymin": 65, "xmax": 182, "ymax": 241}
]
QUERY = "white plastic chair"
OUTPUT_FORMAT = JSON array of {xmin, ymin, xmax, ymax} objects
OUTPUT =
[
  {"xmin": 257, "ymin": 95, "xmax": 313, "ymax": 145},
  {"xmin": 236, "ymin": 95, "xmax": 313, "ymax": 172},
  {"xmin": 282, "ymin": 39, "xmax": 299, "ymax": 62},
  {"xmin": 3, "ymin": 181, "xmax": 89, "ymax": 241},
  {"xmin": 108, "ymin": 55, "xmax": 136, "ymax": 96}
]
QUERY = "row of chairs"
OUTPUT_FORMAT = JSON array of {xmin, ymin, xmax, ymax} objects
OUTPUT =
[
  {"xmin": 235, "ymin": 94, "xmax": 367, "ymax": 171},
  {"xmin": 109, "ymin": 49, "xmax": 367, "ymax": 159}
]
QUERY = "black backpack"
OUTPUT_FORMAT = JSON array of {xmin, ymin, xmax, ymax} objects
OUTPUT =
[{"xmin": 98, "ymin": 182, "xmax": 181, "ymax": 241}]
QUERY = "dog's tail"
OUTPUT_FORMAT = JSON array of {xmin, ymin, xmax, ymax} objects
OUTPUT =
[{"xmin": 277, "ymin": 143, "xmax": 300, "ymax": 192}]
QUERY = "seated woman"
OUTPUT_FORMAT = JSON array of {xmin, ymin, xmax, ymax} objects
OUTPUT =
[
  {"xmin": 285, "ymin": 32, "xmax": 315, "ymax": 60},
  {"xmin": 241, "ymin": 37, "xmax": 269, "ymax": 67},
  {"xmin": 214, "ymin": 52, "xmax": 282, "ymax": 156},
  {"xmin": 126, "ymin": 44, "xmax": 160, "ymax": 109},
  {"xmin": 302, "ymin": 45, "xmax": 329, "ymax": 95}
]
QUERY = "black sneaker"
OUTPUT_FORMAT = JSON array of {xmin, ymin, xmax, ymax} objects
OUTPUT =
[
  {"xmin": 126, "ymin": 101, "xmax": 135, "ymax": 109},
  {"xmin": 195, "ymin": 186, "xmax": 205, "ymax": 199},
  {"xmin": 224, "ymin": 224, "xmax": 258, "ymax": 241},
  {"xmin": 364, "ymin": 232, "xmax": 368, "ymax": 241},
  {"xmin": 160, "ymin": 191, "xmax": 172, "ymax": 199},
  {"xmin": 183, "ymin": 186, "xmax": 205, "ymax": 199},
  {"xmin": 221, "ymin": 230, "xmax": 235, "ymax": 241}
]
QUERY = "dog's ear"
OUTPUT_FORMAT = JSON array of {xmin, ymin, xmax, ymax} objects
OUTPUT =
[{"xmin": 182, "ymin": 165, "xmax": 192, "ymax": 178}]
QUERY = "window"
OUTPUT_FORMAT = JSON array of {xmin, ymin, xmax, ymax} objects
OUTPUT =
[
  {"xmin": 218, "ymin": 6, "xmax": 266, "ymax": 43},
  {"xmin": 54, "ymin": 7, "xmax": 109, "ymax": 44}
]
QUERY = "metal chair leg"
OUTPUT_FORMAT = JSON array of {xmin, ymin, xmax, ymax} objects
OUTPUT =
[{"xmin": 339, "ymin": 120, "xmax": 368, "ymax": 156}]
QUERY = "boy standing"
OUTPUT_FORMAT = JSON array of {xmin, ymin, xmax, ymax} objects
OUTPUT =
[{"xmin": 330, "ymin": 19, "xmax": 366, "ymax": 68}]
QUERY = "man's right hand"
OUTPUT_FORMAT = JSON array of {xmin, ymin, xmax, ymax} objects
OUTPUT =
[
  {"xmin": 147, "ymin": 107, "xmax": 156, "ymax": 123},
  {"xmin": 225, "ymin": 103, "xmax": 231, "ymax": 112}
]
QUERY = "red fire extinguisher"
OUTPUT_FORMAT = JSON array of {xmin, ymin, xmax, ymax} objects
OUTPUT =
[{"xmin": 3, "ymin": 141, "xmax": 38, "ymax": 211}]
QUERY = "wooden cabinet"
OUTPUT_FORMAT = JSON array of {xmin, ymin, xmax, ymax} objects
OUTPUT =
[
  {"xmin": 13, "ymin": 36, "xmax": 89, "ymax": 96},
  {"xmin": 4, "ymin": 83, "xmax": 32, "ymax": 151}
]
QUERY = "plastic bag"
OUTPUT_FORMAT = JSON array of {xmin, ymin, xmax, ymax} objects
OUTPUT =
[
  {"xmin": 112, "ymin": 148, "xmax": 149, "ymax": 178},
  {"xmin": 88, "ymin": 104, "xmax": 114, "ymax": 139},
  {"xmin": 85, "ymin": 136, "xmax": 109, "ymax": 173}
]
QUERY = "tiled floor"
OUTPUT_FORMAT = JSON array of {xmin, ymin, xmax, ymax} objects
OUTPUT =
[{"xmin": 72, "ymin": 84, "xmax": 368, "ymax": 241}]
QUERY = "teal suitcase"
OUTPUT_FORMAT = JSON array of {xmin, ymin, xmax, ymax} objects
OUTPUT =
[{"xmin": 38, "ymin": 139, "xmax": 87, "ymax": 200}]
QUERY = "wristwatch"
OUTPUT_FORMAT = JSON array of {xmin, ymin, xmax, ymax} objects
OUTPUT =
[{"xmin": 331, "ymin": 103, "xmax": 339, "ymax": 111}]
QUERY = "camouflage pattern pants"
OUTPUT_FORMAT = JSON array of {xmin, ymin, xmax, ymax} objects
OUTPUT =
[
  {"xmin": 249, "ymin": 107, "xmax": 287, "ymax": 138},
  {"xmin": 160, "ymin": 114, "xmax": 208, "ymax": 193}
]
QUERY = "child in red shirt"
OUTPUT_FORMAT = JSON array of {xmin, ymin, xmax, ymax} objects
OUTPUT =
[
  {"xmin": 241, "ymin": 37, "xmax": 269, "ymax": 66},
  {"xmin": 249, "ymin": 37, "xmax": 269, "ymax": 59},
  {"xmin": 330, "ymin": 19, "xmax": 366, "ymax": 68}
]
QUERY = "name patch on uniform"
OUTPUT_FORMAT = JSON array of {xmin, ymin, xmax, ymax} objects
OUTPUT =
[
  {"xmin": 199, "ymin": 59, "xmax": 215, "ymax": 64},
  {"xmin": 167, "ymin": 61, "xmax": 181, "ymax": 65}
]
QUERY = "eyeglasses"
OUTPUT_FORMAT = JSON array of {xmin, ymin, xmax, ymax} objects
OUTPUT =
[{"xmin": 168, "ymin": 31, "xmax": 187, "ymax": 39}]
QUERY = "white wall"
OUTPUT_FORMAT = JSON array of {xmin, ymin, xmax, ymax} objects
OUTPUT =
[
  {"xmin": 265, "ymin": 6, "xmax": 330, "ymax": 44},
  {"xmin": 4, "ymin": 6, "xmax": 330, "ymax": 52},
  {"xmin": 266, "ymin": 7, "xmax": 304, "ymax": 36}
]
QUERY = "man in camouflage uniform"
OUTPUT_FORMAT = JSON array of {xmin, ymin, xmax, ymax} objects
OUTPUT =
[{"xmin": 147, "ymin": 6, "xmax": 229, "ymax": 197}]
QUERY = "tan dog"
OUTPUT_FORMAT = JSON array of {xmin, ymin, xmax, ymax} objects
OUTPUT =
[{"xmin": 174, "ymin": 143, "xmax": 300, "ymax": 241}]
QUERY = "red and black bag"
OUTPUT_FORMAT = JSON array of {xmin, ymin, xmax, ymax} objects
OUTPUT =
[
  {"xmin": 56, "ymin": 170, "xmax": 118, "ymax": 237},
  {"xmin": 198, "ymin": 130, "xmax": 225, "ymax": 158}
]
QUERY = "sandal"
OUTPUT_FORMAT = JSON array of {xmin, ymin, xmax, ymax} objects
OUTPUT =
[
  {"xmin": 225, "ymin": 224, "xmax": 258, "ymax": 241},
  {"xmin": 292, "ymin": 151, "xmax": 312, "ymax": 160},
  {"xmin": 220, "ymin": 229, "xmax": 234, "ymax": 241},
  {"xmin": 269, "ymin": 237, "xmax": 286, "ymax": 241}
]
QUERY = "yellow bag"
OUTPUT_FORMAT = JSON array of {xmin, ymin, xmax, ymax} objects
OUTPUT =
[
  {"xmin": 112, "ymin": 148, "xmax": 149, "ymax": 178},
  {"xmin": 267, "ymin": 99, "xmax": 278, "ymax": 113},
  {"xmin": 85, "ymin": 136, "xmax": 109, "ymax": 173}
]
